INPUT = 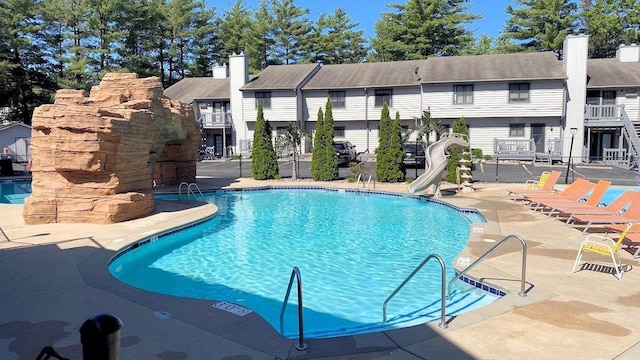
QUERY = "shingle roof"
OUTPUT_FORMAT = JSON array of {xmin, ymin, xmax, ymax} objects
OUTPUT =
[
  {"xmin": 302, "ymin": 52, "xmax": 566, "ymax": 90},
  {"xmin": 164, "ymin": 77, "xmax": 230, "ymax": 103},
  {"xmin": 420, "ymin": 52, "xmax": 566, "ymax": 83},
  {"xmin": 240, "ymin": 63, "xmax": 320, "ymax": 91},
  {"xmin": 587, "ymin": 59, "xmax": 640, "ymax": 88},
  {"xmin": 303, "ymin": 60, "xmax": 427, "ymax": 90}
]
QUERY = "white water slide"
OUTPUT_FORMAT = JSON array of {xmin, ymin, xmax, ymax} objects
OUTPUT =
[{"xmin": 407, "ymin": 133, "xmax": 469, "ymax": 196}]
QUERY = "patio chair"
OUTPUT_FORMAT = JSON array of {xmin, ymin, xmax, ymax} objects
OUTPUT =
[
  {"xmin": 527, "ymin": 180, "xmax": 596, "ymax": 211},
  {"xmin": 605, "ymin": 223, "xmax": 640, "ymax": 259},
  {"xmin": 572, "ymin": 223, "xmax": 633, "ymax": 280},
  {"xmin": 564, "ymin": 190, "xmax": 638, "ymax": 223},
  {"xmin": 533, "ymin": 179, "xmax": 611, "ymax": 216},
  {"xmin": 506, "ymin": 170, "xmax": 561, "ymax": 199},
  {"xmin": 568, "ymin": 192, "xmax": 640, "ymax": 233},
  {"xmin": 520, "ymin": 178, "xmax": 591, "ymax": 204}
]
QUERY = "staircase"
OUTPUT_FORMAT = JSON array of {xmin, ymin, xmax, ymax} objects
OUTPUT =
[{"xmin": 621, "ymin": 108, "xmax": 640, "ymax": 171}]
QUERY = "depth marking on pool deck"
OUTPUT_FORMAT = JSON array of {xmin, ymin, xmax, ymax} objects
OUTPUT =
[{"xmin": 213, "ymin": 301, "xmax": 253, "ymax": 316}]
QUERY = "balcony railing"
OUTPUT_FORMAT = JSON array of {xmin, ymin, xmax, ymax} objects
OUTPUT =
[
  {"xmin": 584, "ymin": 104, "xmax": 624, "ymax": 123},
  {"xmin": 199, "ymin": 112, "xmax": 232, "ymax": 128}
]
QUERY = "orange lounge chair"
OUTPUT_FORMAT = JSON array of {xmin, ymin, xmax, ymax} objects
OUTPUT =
[
  {"xmin": 506, "ymin": 170, "xmax": 561, "ymax": 199},
  {"xmin": 521, "ymin": 178, "xmax": 591, "ymax": 204},
  {"xmin": 533, "ymin": 179, "xmax": 611, "ymax": 216},
  {"xmin": 568, "ymin": 192, "xmax": 640, "ymax": 233},
  {"xmin": 563, "ymin": 190, "xmax": 638, "ymax": 223},
  {"xmin": 527, "ymin": 180, "xmax": 596, "ymax": 211}
]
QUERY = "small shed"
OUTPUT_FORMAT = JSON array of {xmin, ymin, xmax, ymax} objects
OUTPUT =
[{"xmin": 0, "ymin": 122, "xmax": 32, "ymax": 163}]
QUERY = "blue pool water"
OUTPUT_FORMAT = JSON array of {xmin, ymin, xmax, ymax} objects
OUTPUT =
[
  {"xmin": 109, "ymin": 188, "xmax": 498, "ymax": 339},
  {"xmin": 0, "ymin": 182, "xmax": 31, "ymax": 204}
]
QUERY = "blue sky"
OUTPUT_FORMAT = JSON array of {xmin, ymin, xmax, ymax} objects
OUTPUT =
[{"xmin": 210, "ymin": 0, "xmax": 513, "ymax": 40}]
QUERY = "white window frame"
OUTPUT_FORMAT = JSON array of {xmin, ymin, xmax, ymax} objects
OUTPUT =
[
  {"xmin": 454, "ymin": 85, "xmax": 473, "ymax": 104},
  {"xmin": 509, "ymin": 83, "xmax": 530, "ymax": 103},
  {"xmin": 255, "ymin": 91, "xmax": 271, "ymax": 109},
  {"xmin": 329, "ymin": 91, "xmax": 346, "ymax": 108}
]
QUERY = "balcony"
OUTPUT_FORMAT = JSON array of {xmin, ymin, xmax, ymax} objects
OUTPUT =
[
  {"xmin": 199, "ymin": 112, "xmax": 232, "ymax": 129},
  {"xmin": 584, "ymin": 105, "xmax": 624, "ymax": 127}
]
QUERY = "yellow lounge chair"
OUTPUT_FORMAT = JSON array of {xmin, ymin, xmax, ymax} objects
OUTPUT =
[
  {"xmin": 507, "ymin": 170, "xmax": 561, "ymax": 199},
  {"xmin": 572, "ymin": 223, "xmax": 633, "ymax": 280}
]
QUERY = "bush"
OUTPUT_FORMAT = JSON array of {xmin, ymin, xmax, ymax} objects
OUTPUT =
[{"xmin": 472, "ymin": 148, "xmax": 483, "ymax": 158}]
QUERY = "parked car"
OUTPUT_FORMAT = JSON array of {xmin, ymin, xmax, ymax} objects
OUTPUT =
[
  {"xmin": 403, "ymin": 142, "xmax": 426, "ymax": 167},
  {"xmin": 333, "ymin": 141, "xmax": 357, "ymax": 166}
]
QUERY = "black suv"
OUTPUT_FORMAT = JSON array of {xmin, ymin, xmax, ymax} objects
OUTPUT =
[
  {"xmin": 403, "ymin": 142, "xmax": 426, "ymax": 167},
  {"xmin": 333, "ymin": 141, "xmax": 357, "ymax": 166}
]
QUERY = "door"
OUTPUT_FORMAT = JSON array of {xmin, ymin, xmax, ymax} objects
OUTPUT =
[
  {"xmin": 531, "ymin": 124, "xmax": 545, "ymax": 153},
  {"xmin": 214, "ymin": 135, "xmax": 223, "ymax": 157},
  {"xmin": 602, "ymin": 91, "xmax": 616, "ymax": 117}
]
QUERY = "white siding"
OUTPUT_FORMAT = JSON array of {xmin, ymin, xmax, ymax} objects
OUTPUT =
[
  {"xmin": 423, "ymin": 81, "xmax": 565, "ymax": 119},
  {"xmin": 619, "ymin": 92, "xmax": 640, "ymax": 123},
  {"xmin": 374, "ymin": 86, "xmax": 422, "ymax": 119},
  {"xmin": 459, "ymin": 118, "xmax": 561, "ymax": 156},
  {"xmin": 242, "ymin": 90, "xmax": 299, "ymax": 124},
  {"xmin": 304, "ymin": 89, "xmax": 368, "ymax": 121}
]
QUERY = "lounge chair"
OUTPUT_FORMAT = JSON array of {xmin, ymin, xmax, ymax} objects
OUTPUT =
[
  {"xmin": 527, "ymin": 180, "xmax": 596, "ymax": 211},
  {"xmin": 572, "ymin": 223, "xmax": 633, "ymax": 280},
  {"xmin": 532, "ymin": 179, "xmax": 611, "ymax": 216},
  {"xmin": 568, "ymin": 192, "xmax": 640, "ymax": 233},
  {"xmin": 521, "ymin": 178, "xmax": 591, "ymax": 204},
  {"xmin": 507, "ymin": 170, "xmax": 561, "ymax": 199},
  {"xmin": 564, "ymin": 190, "xmax": 638, "ymax": 223}
]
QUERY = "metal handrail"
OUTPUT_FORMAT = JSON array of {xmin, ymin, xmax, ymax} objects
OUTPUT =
[
  {"xmin": 279, "ymin": 267, "xmax": 307, "ymax": 351},
  {"xmin": 383, "ymin": 254, "xmax": 448, "ymax": 329},
  {"xmin": 178, "ymin": 182, "xmax": 205, "ymax": 202},
  {"xmin": 366, "ymin": 174, "xmax": 372, "ymax": 188},
  {"xmin": 355, "ymin": 174, "xmax": 362, "ymax": 188},
  {"xmin": 447, "ymin": 234, "xmax": 527, "ymax": 300}
]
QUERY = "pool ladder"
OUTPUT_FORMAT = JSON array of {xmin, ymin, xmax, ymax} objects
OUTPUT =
[
  {"xmin": 355, "ymin": 174, "xmax": 373, "ymax": 189},
  {"xmin": 178, "ymin": 182, "xmax": 205, "ymax": 202},
  {"xmin": 383, "ymin": 234, "xmax": 528, "ymax": 328},
  {"xmin": 280, "ymin": 266, "xmax": 307, "ymax": 351}
]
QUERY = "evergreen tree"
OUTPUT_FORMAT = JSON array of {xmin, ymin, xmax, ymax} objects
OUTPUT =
[
  {"xmin": 218, "ymin": 0, "xmax": 251, "ymax": 58},
  {"xmin": 370, "ymin": 0, "xmax": 480, "ymax": 61},
  {"xmin": 310, "ymin": 107, "xmax": 324, "ymax": 180},
  {"xmin": 445, "ymin": 117, "xmax": 470, "ymax": 183},
  {"xmin": 251, "ymin": 104, "xmax": 279, "ymax": 180},
  {"xmin": 272, "ymin": 0, "xmax": 312, "ymax": 64},
  {"xmin": 306, "ymin": 8, "xmax": 368, "ymax": 64},
  {"xmin": 500, "ymin": 0, "xmax": 578, "ymax": 52},
  {"xmin": 322, "ymin": 98, "xmax": 338, "ymax": 180},
  {"xmin": 580, "ymin": 0, "xmax": 640, "ymax": 58},
  {"xmin": 376, "ymin": 104, "xmax": 405, "ymax": 182},
  {"xmin": 246, "ymin": 0, "xmax": 276, "ymax": 72}
]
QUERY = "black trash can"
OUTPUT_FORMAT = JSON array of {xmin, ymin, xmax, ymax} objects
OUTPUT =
[
  {"xmin": 0, "ymin": 159, "xmax": 13, "ymax": 176},
  {"xmin": 79, "ymin": 313, "xmax": 122, "ymax": 360}
]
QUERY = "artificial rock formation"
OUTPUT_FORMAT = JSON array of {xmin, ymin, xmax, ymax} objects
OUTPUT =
[{"xmin": 23, "ymin": 73, "xmax": 200, "ymax": 224}]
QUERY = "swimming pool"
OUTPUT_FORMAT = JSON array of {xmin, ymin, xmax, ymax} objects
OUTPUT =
[
  {"xmin": 0, "ymin": 181, "xmax": 31, "ymax": 204},
  {"xmin": 109, "ymin": 188, "xmax": 500, "ymax": 339}
]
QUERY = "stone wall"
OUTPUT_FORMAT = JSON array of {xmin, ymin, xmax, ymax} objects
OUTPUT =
[{"xmin": 23, "ymin": 73, "xmax": 200, "ymax": 224}]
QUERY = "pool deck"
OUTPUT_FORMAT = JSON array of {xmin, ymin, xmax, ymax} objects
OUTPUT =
[{"xmin": 1, "ymin": 177, "xmax": 640, "ymax": 359}]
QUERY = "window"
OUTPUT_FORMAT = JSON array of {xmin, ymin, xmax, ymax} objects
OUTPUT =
[
  {"xmin": 509, "ymin": 83, "xmax": 530, "ymax": 102},
  {"xmin": 510, "ymin": 124, "xmax": 525, "ymax": 137},
  {"xmin": 255, "ymin": 92, "xmax": 271, "ymax": 109},
  {"xmin": 334, "ymin": 126, "xmax": 345, "ymax": 138},
  {"xmin": 375, "ymin": 89, "xmax": 392, "ymax": 107},
  {"xmin": 329, "ymin": 91, "xmax": 345, "ymax": 108},
  {"xmin": 454, "ymin": 85, "xmax": 473, "ymax": 104}
]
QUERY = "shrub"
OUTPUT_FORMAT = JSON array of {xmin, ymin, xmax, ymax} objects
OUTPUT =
[
  {"xmin": 472, "ymin": 148, "xmax": 483, "ymax": 158},
  {"xmin": 251, "ymin": 104, "xmax": 279, "ymax": 180}
]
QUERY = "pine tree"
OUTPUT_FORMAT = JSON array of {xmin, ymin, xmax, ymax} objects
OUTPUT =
[
  {"xmin": 370, "ymin": 0, "xmax": 480, "ymax": 61},
  {"xmin": 500, "ymin": 0, "xmax": 578, "ymax": 52},
  {"xmin": 251, "ymin": 104, "xmax": 279, "ymax": 180},
  {"xmin": 580, "ymin": 0, "xmax": 640, "ymax": 58},
  {"xmin": 310, "ymin": 107, "xmax": 324, "ymax": 180},
  {"xmin": 446, "ymin": 117, "xmax": 470, "ymax": 183},
  {"xmin": 376, "ymin": 104, "xmax": 405, "ymax": 182}
]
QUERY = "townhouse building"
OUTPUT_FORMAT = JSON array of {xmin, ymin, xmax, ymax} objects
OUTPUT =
[{"xmin": 164, "ymin": 34, "xmax": 640, "ymax": 170}]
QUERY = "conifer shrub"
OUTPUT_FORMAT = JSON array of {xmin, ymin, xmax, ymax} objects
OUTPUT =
[{"xmin": 251, "ymin": 104, "xmax": 279, "ymax": 180}]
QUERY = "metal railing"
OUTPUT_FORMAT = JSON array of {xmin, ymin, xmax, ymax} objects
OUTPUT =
[
  {"xmin": 178, "ymin": 182, "xmax": 205, "ymax": 202},
  {"xmin": 383, "ymin": 254, "xmax": 448, "ymax": 329},
  {"xmin": 280, "ymin": 266, "xmax": 307, "ymax": 351},
  {"xmin": 355, "ymin": 174, "xmax": 373, "ymax": 189},
  {"xmin": 198, "ymin": 112, "xmax": 232, "ymax": 128},
  {"xmin": 447, "ymin": 234, "xmax": 528, "ymax": 300}
]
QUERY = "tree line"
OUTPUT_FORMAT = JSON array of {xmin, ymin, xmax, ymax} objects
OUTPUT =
[{"xmin": 1, "ymin": 0, "xmax": 638, "ymax": 124}]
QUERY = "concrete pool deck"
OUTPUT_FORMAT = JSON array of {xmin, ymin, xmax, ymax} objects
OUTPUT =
[{"xmin": 1, "ymin": 178, "xmax": 640, "ymax": 359}]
